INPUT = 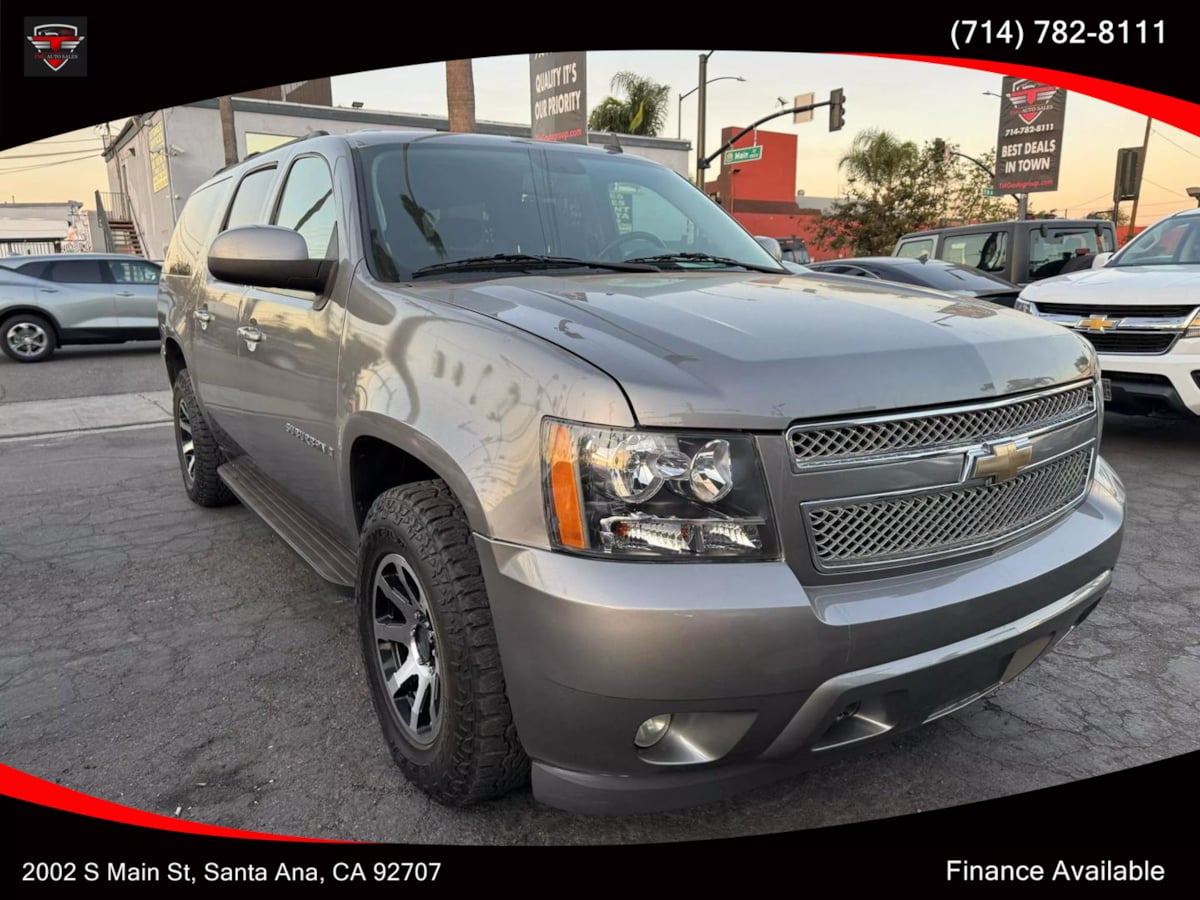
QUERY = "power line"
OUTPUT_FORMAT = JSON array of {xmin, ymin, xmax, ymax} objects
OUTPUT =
[
  {"xmin": 1143, "ymin": 178, "xmax": 1187, "ymax": 197},
  {"xmin": 1152, "ymin": 129, "xmax": 1200, "ymax": 161},
  {"xmin": 0, "ymin": 147, "xmax": 109, "ymax": 159},
  {"xmin": 0, "ymin": 153, "xmax": 101, "ymax": 175},
  {"xmin": 21, "ymin": 137, "xmax": 105, "ymax": 146}
]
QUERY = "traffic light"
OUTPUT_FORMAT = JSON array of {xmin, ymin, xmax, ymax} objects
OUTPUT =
[{"xmin": 829, "ymin": 88, "xmax": 845, "ymax": 132}]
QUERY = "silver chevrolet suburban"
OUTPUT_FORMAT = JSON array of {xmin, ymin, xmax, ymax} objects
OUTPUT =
[{"xmin": 159, "ymin": 131, "xmax": 1126, "ymax": 815}]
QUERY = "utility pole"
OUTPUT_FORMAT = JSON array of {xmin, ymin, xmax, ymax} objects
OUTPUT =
[
  {"xmin": 695, "ymin": 51, "xmax": 713, "ymax": 190},
  {"xmin": 218, "ymin": 96, "xmax": 238, "ymax": 165},
  {"xmin": 1126, "ymin": 116, "xmax": 1152, "ymax": 242},
  {"xmin": 446, "ymin": 59, "xmax": 476, "ymax": 133}
]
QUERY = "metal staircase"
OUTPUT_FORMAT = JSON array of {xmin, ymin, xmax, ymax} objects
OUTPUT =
[{"xmin": 94, "ymin": 190, "xmax": 145, "ymax": 257}]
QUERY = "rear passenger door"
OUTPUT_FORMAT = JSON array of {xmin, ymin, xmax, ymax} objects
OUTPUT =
[
  {"xmin": 233, "ymin": 153, "xmax": 344, "ymax": 518},
  {"xmin": 190, "ymin": 165, "xmax": 277, "ymax": 437}
]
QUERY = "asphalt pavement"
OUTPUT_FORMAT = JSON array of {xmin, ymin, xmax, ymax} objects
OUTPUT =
[{"xmin": 1, "ymin": 344, "xmax": 1197, "ymax": 844}]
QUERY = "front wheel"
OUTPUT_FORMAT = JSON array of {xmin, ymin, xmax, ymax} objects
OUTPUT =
[
  {"xmin": 1, "ymin": 312, "xmax": 56, "ymax": 363},
  {"xmin": 357, "ymin": 481, "xmax": 529, "ymax": 806}
]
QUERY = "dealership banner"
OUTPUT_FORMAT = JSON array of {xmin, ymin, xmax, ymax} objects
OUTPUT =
[
  {"xmin": 529, "ymin": 52, "xmax": 587, "ymax": 144},
  {"xmin": 993, "ymin": 76, "xmax": 1067, "ymax": 194}
]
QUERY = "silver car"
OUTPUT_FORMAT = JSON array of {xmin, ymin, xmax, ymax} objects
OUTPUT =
[
  {"xmin": 159, "ymin": 131, "xmax": 1125, "ymax": 814},
  {"xmin": 0, "ymin": 253, "xmax": 161, "ymax": 362}
]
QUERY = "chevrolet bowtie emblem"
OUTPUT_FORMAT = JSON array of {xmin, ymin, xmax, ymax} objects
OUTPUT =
[
  {"xmin": 966, "ymin": 438, "xmax": 1034, "ymax": 483},
  {"xmin": 1077, "ymin": 315, "xmax": 1117, "ymax": 332}
]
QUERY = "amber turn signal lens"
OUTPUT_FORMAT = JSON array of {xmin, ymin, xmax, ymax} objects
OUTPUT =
[{"xmin": 547, "ymin": 422, "xmax": 586, "ymax": 549}]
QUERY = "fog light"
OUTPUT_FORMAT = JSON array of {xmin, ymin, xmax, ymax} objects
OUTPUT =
[{"xmin": 634, "ymin": 714, "xmax": 673, "ymax": 749}]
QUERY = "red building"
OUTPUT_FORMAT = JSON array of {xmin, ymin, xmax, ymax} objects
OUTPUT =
[{"xmin": 702, "ymin": 126, "xmax": 837, "ymax": 259}]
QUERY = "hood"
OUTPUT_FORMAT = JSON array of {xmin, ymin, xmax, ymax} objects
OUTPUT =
[
  {"xmin": 1021, "ymin": 264, "xmax": 1200, "ymax": 306},
  {"xmin": 403, "ymin": 271, "xmax": 1095, "ymax": 429}
]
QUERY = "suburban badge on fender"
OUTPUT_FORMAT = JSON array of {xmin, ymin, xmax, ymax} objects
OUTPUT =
[{"xmin": 285, "ymin": 423, "xmax": 335, "ymax": 457}]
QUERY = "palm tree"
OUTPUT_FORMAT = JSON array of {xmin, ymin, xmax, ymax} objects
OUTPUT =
[
  {"xmin": 588, "ymin": 72, "xmax": 671, "ymax": 136},
  {"xmin": 838, "ymin": 128, "xmax": 921, "ymax": 197},
  {"xmin": 446, "ymin": 59, "xmax": 476, "ymax": 133}
]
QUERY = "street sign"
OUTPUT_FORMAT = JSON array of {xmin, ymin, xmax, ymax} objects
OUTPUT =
[
  {"xmin": 981, "ymin": 187, "xmax": 996, "ymax": 197},
  {"xmin": 1113, "ymin": 147, "xmax": 1143, "ymax": 202},
  {"xmin": 724, "ymin": 145, "xmax": 763, "ymax": 164},
  {"xmin": 793, "ymin": 92, "xmax": 814, "ymax": 124}
]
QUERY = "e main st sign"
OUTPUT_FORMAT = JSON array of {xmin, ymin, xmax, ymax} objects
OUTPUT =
[{"xmin": 724, "ymin": 145, "xmax": 764, "ymax": 164}]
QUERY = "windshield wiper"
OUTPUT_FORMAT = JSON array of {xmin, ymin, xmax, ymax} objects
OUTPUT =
[
  {"xmin": 625, "ymin": 252, "xmax": 785, "ymax": 274},
  {"xmin": 411, "ymin": 253, "xmax": 658, "ymax": 277}
]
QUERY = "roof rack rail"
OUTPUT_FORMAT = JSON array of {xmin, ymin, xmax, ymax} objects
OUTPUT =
[{"xmin": 210, "ymin": 130, "xmax": 332, "ymax": 176}]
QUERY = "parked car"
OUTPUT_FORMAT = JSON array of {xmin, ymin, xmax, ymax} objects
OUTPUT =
[
  {"xmin": 776, "ymin": 236, "xmax": 811, "ymax": 265},
  {"xmin": 807, "ymin": 257, "xmax": 1022, "ymax": 306},
  {"xmin": 893, "ymin": 219, "xmax": 1117, "ymax": 287},
  {"xmin": 1015, "ymin": 207, "xmax": 1200, "ymax": 420},
  {"xmin": 159, "ymin": 131, "xmax": 1124, "ymax": 815},
  {"xmin": 0, "ymin": 253, "xmax": 162, "ymax": 362}
]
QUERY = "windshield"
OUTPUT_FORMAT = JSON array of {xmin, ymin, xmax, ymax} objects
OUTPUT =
[
  {"xmin": 356, "ymin": 139, "xmax": 783, "ymax": 280},
  {"xmin": 1109, "ymin": 215, "xmax": 1200, "ymax": 267}
]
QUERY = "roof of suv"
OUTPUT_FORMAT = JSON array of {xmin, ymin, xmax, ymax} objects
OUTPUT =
[
  {"xmin": 212, "ymin": 129, "xmax": 657, "ymax": 178},
  {"xmin": 898, "ymin": 218, "xmax": 1114, "ymax": 240}
]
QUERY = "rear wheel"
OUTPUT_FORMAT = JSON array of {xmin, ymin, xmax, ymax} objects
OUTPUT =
[
  {"xmin": 173, "ymin": 370, "xmax": 235, "ymax": 507},
  {"xmin": 357, "ymin": 481, "xmax": 529, "ymax": 806},
  {"xmin": 1, "ymin": 312, "xmax": 56, "ymax": 363}
]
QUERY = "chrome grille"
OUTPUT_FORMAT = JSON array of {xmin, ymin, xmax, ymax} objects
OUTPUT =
[
  {"xmin": 1079, "ymin": 331, "xmax": 1178, "ymax": 355},
  {"xmin": 804, "ymin": 446, "xmax": 1094, "ymax": 571},
  {"xmin": 788, "ymin": 381, "xmax": 1096, "ymax": 468}
]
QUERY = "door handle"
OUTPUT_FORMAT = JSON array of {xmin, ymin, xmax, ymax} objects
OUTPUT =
[
  {"xmin": 38, "ymin": 287, "xmax": 58, "ymax": 293},
  {"xmin": 116, "ymin": 290, "xmax": 135, "ymax": 297},
  {"xmin": 193, "ymin": 309, "xmax": 213, "ymax": 330},
  {"xmin": 237, "ymin": 325, "xmax": 264, "ymax": 351}
]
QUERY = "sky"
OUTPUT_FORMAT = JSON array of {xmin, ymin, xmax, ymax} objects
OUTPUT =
[{"xmin": 3, "ymin": 51, "xmax": 1198, "ymax": 224}]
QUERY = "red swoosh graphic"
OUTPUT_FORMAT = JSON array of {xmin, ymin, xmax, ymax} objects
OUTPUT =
[
  {"xmin": 1, "ymin": 764, "xmax": 357, "ymax": 843},
  {"xmin": 852, "ymin": 54, "xmax": 1200, "ymax": 136}
]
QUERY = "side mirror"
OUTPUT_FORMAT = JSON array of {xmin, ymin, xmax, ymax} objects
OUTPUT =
[
  {"xmin": 754, "ymin": 236, "xmax": 783, "ymax": 263},
  {"xmin": 1091, "ymin": 251, "xmax": 1114, "ymax": 268},
  {"xmin": 208, "ymin": 225, "xmax": 332, "ymax": 293}
]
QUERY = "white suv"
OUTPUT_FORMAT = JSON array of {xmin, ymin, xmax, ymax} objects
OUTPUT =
[{"xmin": 1016, "ymin": 208, "xmax": 1200, "ymax": 419}]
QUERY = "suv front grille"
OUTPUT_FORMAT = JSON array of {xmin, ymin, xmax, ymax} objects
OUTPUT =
[
  {"xmin": 804, "ymin": 446, "xmax": 1094, "ymax": 571},
  {"xmin": 788, "ymin": 381, "xmax": 1096, "ymax": 468},
  {"xmin": 1036, "ymin": 302, "xmax": 1198, "ymax": 319},
  {"xmin": 1080, "ymin": 332, "xmax": 1177, "ymax": 355}
]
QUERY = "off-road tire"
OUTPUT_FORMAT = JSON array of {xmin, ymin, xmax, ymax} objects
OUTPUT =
[
  {"xmin": 357, "ymin": 480, "xmax": 529, "ymax": 806},
  {"xmin": 1, "ymin": 312, "xmax": 57, "ymax": 363},
  {"xmin": 173, "ymin": 370, "xmax": 235, "ymax": 507}
]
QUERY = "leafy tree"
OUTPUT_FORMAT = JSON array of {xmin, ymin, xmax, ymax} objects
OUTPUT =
[
  {"xmin": 588, "ymin": 72, "xmax": 671, "ymax": 136},
  {"xmin": 940, "ymin": 149, "xmax": 1016, "ymax": 224},
  {"xmin": 816, "ymin": 129, "xmax": 944, "ymax": 255},
  {"xmin": 1087, "ymin": 207, "xmax": 1130, "ymax": 227},
  {"xmin": 817, "ymin": 130, "xmax": 1018, "ymax": 255}
]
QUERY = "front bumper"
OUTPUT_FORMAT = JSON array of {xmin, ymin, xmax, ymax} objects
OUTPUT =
[
  {"xmin": 1099, "ymin": 337, "xmax": 1200, "ymax": 418},
  {"xmin": 476, "ymin": 461, "xmax": 1125, "ymax": 814}
]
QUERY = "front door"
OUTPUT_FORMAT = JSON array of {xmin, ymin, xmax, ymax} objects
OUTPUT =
[
  {"xmin": 104, "ymin": 256, "xmax": 162, "ymax": 339},
  {"xmin": 233, "ymin": 153, "xmax": 344, "ymax": 523}
]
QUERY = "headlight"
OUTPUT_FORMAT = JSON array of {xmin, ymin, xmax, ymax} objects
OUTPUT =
[
  {"xmin": 1014, "ymin": 297, "xmax": 1037, "ymax": 315},
  {"xmin": 1187, "ymin": 310, "xmax": 1200, "ymax": 338},
  {"xmin": 541, "ymin": 418, "xmax": 779, "ymax": 559}
]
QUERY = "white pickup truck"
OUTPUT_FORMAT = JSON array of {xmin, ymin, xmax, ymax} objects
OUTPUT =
[{"xmin": 1015, "ymin": 207, "xmax": 1200, "ymax": 420}]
